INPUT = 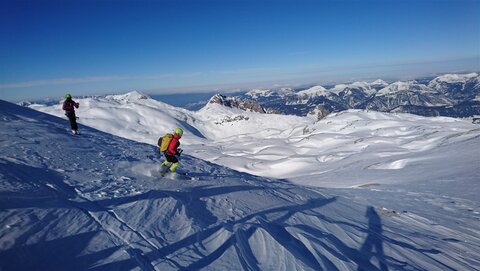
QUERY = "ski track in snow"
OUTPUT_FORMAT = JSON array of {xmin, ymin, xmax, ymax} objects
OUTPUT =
[{"xmin": 1, "ymin": 99, "xmax": 480, "ymax": 270}]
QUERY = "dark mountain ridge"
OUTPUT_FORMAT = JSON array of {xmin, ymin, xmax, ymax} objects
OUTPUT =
[{"xmin": 209, "ymin": 73, "xmax": 479, "ymax": 119}]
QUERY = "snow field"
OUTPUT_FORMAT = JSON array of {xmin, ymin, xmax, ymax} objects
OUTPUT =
[
  {"xmin": 27, "ymin": 92, "xmax": 479, "ymax": 190},
  {"xmin": 6, "ymin": 92, "xmax": 479, "ymax": 270}
]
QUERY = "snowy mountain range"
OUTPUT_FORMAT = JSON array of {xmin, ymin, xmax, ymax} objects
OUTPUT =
[
  {"xmin": 2, "ymin": 83, "xmax": 480, "ymax": 270},
  {"xmin": 236, "ymin": 73, "xmax": 480, "ymax": 118},
  {"xmin": 23, "ymin": 90, "xmax": 480, "ymax": 187}
]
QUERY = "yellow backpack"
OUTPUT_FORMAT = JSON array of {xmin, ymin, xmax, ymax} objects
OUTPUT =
[{"xmin": 158, "ymin": 133, "xmax": 173, "ymax": 152}]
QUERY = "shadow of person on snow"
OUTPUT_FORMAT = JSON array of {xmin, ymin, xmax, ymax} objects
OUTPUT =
[{"xmin": 358, "ymin": 206, "xmax": 388, "ymax": 271}]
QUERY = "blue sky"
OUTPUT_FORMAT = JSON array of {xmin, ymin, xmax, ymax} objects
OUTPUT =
[{"xmin": 1, "ymin": 0, "xmax": 479, "ymax": 101}]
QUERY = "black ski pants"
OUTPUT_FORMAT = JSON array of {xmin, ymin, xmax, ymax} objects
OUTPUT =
[
  {"xmin": 66, "ymin": 112, "xmax": 78, "ymax": 131},
  {"xmin": 163, "ymin": 152, "xmax": 179, "ymax": 163}
]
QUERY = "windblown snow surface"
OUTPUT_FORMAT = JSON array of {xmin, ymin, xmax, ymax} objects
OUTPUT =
[{"xmin": 1, "ymin": 94, "xmax": 479, "ymax": 270}]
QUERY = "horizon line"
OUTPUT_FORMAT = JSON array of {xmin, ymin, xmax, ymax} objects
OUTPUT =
[{"xmin": 1, "ymin": 56, "xmax": 478, "ymax": 91}]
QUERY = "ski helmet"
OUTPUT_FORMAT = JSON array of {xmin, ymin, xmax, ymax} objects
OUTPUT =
[
  {"xmin": 175, "ymin": 128, "xmax": 184, "ymax": 136},
  {"xmin": 65, "ymin": 93, "xmax": 72, "ymax": 99}
]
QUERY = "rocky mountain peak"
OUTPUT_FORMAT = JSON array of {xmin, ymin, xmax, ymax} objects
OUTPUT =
[{"xmin": 208, "ymin": 94, "xmax": 266, "ymax": 113}]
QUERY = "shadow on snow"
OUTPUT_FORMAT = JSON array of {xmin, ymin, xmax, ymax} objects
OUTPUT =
[
  {"xmin": 0, "ymin": 101, "xmax": 445, "ymax": 270},
  {"xmin": 0, "ymin": 159, "xmax": 444, "ymax": 271}
]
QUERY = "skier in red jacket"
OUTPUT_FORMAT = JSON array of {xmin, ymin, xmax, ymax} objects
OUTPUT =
[
  {"xmin": 161, "ymin": 128, "xmax": 183, "ymax": 173},
  {"xmin": 62, "ymin": 93, "xmax": 80, "ymax": 135}
]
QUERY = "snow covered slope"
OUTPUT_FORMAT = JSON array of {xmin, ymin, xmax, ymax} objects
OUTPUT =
[
  {"xmin": 2, "ymin": 100, "xmax": 480, "ymax": 270},
  {"xmin": 28, "ymin": 92, "xmax": 479, "ymax": 190},
  {"xmin": 428, "ymin": 73, "xmax": 480, "ymax": 101},
  {"xmin": 28, "ymin": 91, "xmax": 202, "ymax": 146}
]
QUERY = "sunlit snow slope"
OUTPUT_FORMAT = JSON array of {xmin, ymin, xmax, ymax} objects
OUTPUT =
[
  {"xmin": 2, "ymin": 100, "xmax": 480, "ymax": 270},
  {"xmin": 29, "ymin": 92, "xmax": 480, "ymax": 189}
]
